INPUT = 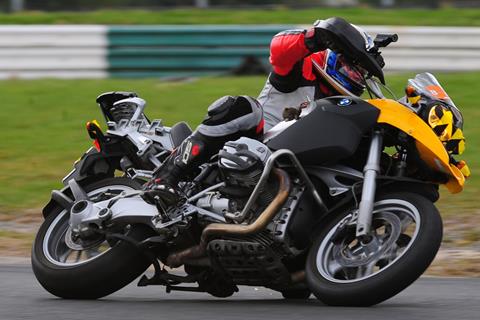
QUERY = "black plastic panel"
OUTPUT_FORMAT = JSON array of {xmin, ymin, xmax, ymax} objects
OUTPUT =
[{"xmin": 266, "ymin": 96, "xmax": 380, "ymax": 165}]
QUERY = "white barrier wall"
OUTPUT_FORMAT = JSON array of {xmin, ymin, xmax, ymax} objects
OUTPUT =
[
  {"xmin": 363, "ymin": 26, "xmax": 480, "ymax": 71},
  {"xmin": 0, "ymin": 25, "xmax": 478, "ymax": 79},
  {"xmin": 0, "ymin": 26, "xmax": 108, "ymax": 79}
]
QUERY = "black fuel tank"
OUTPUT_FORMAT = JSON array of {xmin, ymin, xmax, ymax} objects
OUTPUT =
[{"xmin": 266, "ymin": 96, "xmax": 380, "ymax": 165}]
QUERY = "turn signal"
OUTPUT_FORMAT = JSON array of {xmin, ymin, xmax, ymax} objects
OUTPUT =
[
  {"xmin": 86, "ymin": 120, "xmax": 103, "ymax": 139},
  {"xmin": 86, "ymin": 119, "xmax": 104, "ymax": 152},
  {"xmin": 406, "ymin": 86, "xmax": 421, "ymax": 105},
  {"xmin": 93, "ymin": 139, "xmax": 101, "ymax": 152}
]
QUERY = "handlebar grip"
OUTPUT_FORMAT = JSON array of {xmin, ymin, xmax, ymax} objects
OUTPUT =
[{"xmin": 374, "ymin": 33, "xmax": 398, "ymax": 48}]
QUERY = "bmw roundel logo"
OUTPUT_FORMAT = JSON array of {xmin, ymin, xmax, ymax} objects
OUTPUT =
[{"xmin": 337, "ymin": 98, "xmax": 352, "ymax": 107}]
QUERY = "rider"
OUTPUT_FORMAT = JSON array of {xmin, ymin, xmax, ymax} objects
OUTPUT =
[
  {"xmin": 145, "ymin": 17, "xmax": 375, "ymax": 206},
  {"xmin": 258, "ymin": 18, "xmax": 374, "ymax": 130}
]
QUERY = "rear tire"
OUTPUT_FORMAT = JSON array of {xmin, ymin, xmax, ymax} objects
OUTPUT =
[
  {"xmin": 31, "ymin": 178, "xmax": 154, "ymax": 299},
  {"xmin": 306, "ymin": 192, "xmax": 442, "ymax": 306},
  {"xmin": 281, "ymin": 288, "xmax": 311, "ymax": 300}
]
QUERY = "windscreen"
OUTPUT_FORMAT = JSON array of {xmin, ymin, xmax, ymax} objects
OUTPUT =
[{"xmin": 408, "ymin": 72, "xmax": 463, "ymax": 129}]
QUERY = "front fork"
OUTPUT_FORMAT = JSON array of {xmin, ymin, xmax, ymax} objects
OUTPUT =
[{"xmin": 356, "ymin": 130, "xmax": 383, "ymax": 239}]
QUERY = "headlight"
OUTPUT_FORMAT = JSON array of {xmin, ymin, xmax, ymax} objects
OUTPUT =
[
  {"xmin": 428, "ymin": 104, "xmax": 453, "ymax": 142},
  {"xmin": 428, "ymin": 104, "xmax": 465, "ymax": 155}
]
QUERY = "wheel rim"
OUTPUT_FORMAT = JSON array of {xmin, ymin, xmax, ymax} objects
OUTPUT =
[
  {"xmin": 42, "ymin": 184, "xmax": 136, "ymax": 267},
  {"xmin": 316, "ymin": 199, "xmax": 421, "ymax": 283}
]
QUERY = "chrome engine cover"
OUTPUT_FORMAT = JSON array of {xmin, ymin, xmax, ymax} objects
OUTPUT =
[{"xmin": 218, "ymin": 137, "xmax": 271, "ymax": 171}]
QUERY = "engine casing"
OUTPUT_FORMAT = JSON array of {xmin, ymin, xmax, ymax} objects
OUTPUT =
[{"xmin": 218, "ymin": 137, "xmax": 271, "ymax": 189}]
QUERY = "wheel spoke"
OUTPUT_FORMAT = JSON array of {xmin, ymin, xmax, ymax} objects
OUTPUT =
[
  {"xmin": 355, "ymin": 259, "xmax": 379, "ymax": 279},
  {"xmin": 58, "ymin": 249, "xmax": 73, "ymax": 263},
  {"xmin": 355, "ymin": 266, "xmax": 364, "ymax": 278},
  {"xmin": 378, "ymin": 233, "xmax": 390, "ymax": 242},
  {"xmin": 85, "ymin": 247, "xmax": 101, "ymax": 259},
  {"xmin": 380, "ymin": 242, "xmax": 399, "ymax": 262},
  {"xmin": 74, "ymin": 250, "xmax": 82, "ymax": 263},
  {"xmin": 343, "ymin": 268, "xmax": 356, "ymax": 280},
  {"xmin": 355, "ymin": 265, "xmax": 367, "ymax": 279},
  {"xmin": 327, "ymin": 259, "xmax": 344, "ymax": 276},
  {"xmin": 400, "ymin": 215, "xmax": 414, "ymax": 233}
]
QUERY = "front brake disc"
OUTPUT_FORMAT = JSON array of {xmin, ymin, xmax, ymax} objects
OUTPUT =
[{"xmin": 332, "ymin": 212, "xmax": 402, "ymax": 267}]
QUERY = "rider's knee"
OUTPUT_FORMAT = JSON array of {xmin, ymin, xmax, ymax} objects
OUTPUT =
[{"xmin": 198, "ymin": 95, "xmax": 264, "ymax": 139}]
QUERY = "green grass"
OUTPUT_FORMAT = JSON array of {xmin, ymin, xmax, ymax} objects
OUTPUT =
[
  {"xmin": 0, "ymin": 73, "xmax": 478, "ymax": 217},
  {"xmin": 1, "ymin": 8, "xmax": 480, "ymax": 26}
]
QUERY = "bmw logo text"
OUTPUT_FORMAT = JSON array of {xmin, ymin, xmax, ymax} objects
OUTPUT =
[{"xmin": 337, "ymin": 98, "xmax": 352, "ymax": 107}]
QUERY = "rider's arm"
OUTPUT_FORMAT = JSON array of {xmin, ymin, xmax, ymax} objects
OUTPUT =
[
  {"xmin": 269, "ymin": 28, "xmax": 327, "ymax": 92},
  {"xmin": 269, "ymin": 30, "xmax": 311, "ymax": 76}
]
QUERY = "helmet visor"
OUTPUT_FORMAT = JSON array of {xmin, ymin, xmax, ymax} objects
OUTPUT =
[
  {"xmin": 326, "ymin": 52, "xmax": 367, "ymax": 96},
  {"xmin": 336, "ymin": 54, "xmax": 366, "ymax": 93}
]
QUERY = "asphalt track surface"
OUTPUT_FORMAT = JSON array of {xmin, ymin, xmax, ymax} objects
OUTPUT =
[{"xmin": 1, "ymin": 264, "xmax": 479, "ymax": 320}]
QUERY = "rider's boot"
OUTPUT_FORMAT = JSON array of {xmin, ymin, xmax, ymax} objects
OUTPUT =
[
  {"xmin": 143, "ymin": 131, "xmax": 219, "ymax": 208},
  {"xmin": 143, "ymin": 95, "xmax": 264, "ymax": 209}
]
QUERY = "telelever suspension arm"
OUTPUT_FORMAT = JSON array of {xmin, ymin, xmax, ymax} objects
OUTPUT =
[{"xmin": 356, "ymin": 130, "xmax": 383, "ymax": 238}]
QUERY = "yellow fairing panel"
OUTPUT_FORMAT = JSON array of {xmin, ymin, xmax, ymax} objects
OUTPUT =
[{"xmin": 367, "ymin": 99, "xmax": 465, "ymax": 193}]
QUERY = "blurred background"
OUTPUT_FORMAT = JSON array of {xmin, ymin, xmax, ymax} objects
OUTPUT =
[
  {"xmin": 0, "ymin": 0, "xmax": 474, "ymax": 11},
  {"xmin": 0, "ymin": 0, "xmax": 478, "ymax": 275}
]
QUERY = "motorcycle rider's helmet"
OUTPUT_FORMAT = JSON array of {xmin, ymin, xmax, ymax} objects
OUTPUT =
[
  {"xmin": 324, "ymin": 50, "xmax": 368, "ymax": 96},
  {"xmin": 314, "ymin": 24, "xmax": 374, "ymax": 97}
]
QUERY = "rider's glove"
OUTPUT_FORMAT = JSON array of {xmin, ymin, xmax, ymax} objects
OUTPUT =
[
  {"xmin": 304, "ymin": 20, "xmax": 346, "ymax": 55},
  {"xmin": 305, "ymin": 19, "xmax": 337, "ymax": 53},
  {"xmin": 304, "ymin": 26, "xmax": 328, "ymax": 53},
  {"xmin": 283, "ymin": 107, "xmax": 301, "ymax": 121}
]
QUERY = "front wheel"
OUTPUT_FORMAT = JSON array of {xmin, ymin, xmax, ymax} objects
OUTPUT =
[
  {"xmin": 306, "ymin": 192, "xmax": 442, "ymax": 306},
  {"xmin": 31, "ymin": 178, "xmax": 154, "ymax": 299}
]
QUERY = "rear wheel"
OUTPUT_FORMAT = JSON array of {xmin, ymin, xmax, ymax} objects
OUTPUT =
[
  {"xmin": 32, "ymin": 178, "xmax": 154, "ymax": 299},
  {"xmin": 306, "ymin": 192, "xmax": 442, "ymax": 306}
]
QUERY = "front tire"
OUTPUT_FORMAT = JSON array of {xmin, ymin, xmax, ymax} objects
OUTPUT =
[
  {"xmin": 306, "ymin": 192, "xmax": 442, "ymax": 306},
  {"xmin": 32, "ymin": 178, "xmax": 154, "ymax": 299}
]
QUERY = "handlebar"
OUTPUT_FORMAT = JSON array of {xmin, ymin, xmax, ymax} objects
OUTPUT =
[{"xmin": 373, "ymin": 33, "xmax": 398, "ymax": 50}]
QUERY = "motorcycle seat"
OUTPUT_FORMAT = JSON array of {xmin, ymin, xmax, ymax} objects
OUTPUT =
[{"xmin": 170, "ymin": 121, "xmax": 193, "ymax": 148}]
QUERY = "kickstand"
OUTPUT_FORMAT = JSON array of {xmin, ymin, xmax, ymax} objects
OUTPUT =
[
  {"xmin": 137, "ymin": 267, "xmax": 208, "ymax": 294},
  {"xmin": 138, "ymin": 267, "xmax": 168, "ymax": 287},
  {"xmin": 165, "ymin": 285, "xmax": 205, "ymax": 293},
  {"xmin": 101, "ymin": 231, "xmax": 206, "ymax": 293}
]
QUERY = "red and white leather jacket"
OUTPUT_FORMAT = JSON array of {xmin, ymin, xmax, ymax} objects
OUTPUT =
[{"xmin": 257, "ymin": 29, "xmax": 334, "ymax": 130}]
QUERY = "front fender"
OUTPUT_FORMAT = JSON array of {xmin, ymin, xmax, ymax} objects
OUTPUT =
[
  {"xmin": 377, "ymin": 178, "xmax": 439, "ymax": 203},
  {"xmin": 367, "ymin": 99, "xmax": 465, "ymax": 193}
]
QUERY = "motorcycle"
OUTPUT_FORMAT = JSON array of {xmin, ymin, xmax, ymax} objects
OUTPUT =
[{"xmin": 31, "ymin": 24, "xmax": 469, "ymax": 306}]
